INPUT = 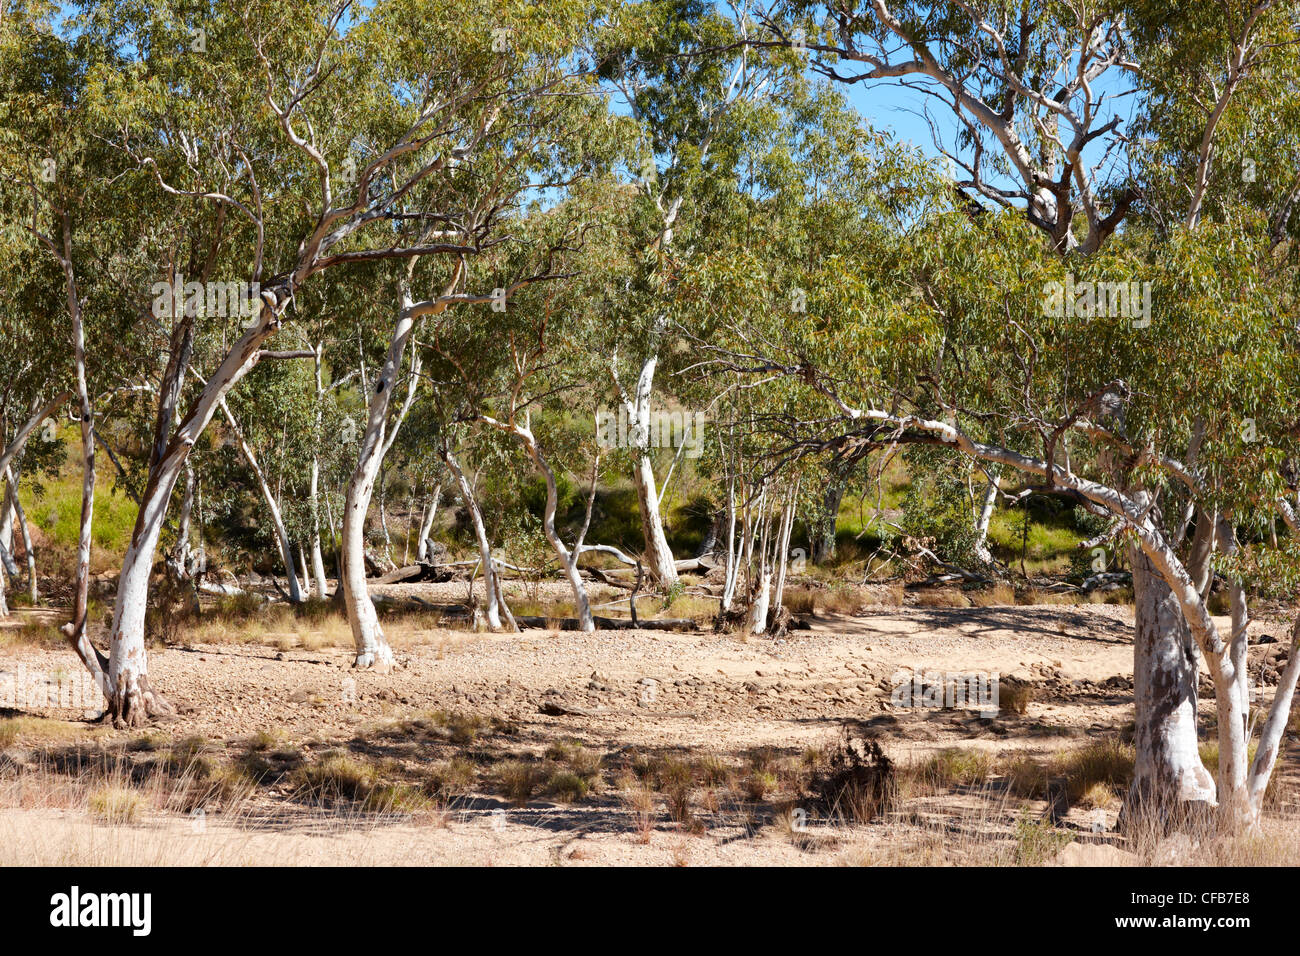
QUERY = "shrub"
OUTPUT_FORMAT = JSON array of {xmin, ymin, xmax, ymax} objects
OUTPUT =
[{"xmin": 805, "ymin": 731, "xmax": 896, "ymax": 824}]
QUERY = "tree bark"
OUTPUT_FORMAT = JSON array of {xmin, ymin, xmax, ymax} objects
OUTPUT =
[
  {"xmin": 972, "ymin": 468, "xmax": 999, "ymax": 564},
  {"xmin": 59, "ymin": 279, "xmax": 110, "ymax": 704},
  {"xmin": 6, "ymin": 467, "xmax": 37, "ymax": 603},
  {"xmin": 341, "ymin": 288, "xmax": 427, "ymax": 669},
  {"xmin": 309, "ymin": 343, "xmax": 330, "ymax": 599},
  {"xmin": 417, "ymin": 482, "xmax": 441, "ymax": 562},
  {"xmin": 809, "ymin": 478, "xmax": 844, "ymax": 564},
  {"xmin": 444, "ymin": 449, "xmax": 512, "ymax": 630},
  {"xmin": 618, "ymin": 356, "xmax": 678, "ymax": 587},
  {"xmin": 1124, "ymin": 545, "xmax": 1216, "ymax": 827}
]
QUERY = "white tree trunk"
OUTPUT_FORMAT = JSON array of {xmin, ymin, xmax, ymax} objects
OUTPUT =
[
  {"xmin": 1125, "ymin": 546, "xmax": 1216, "ymax": 823},
  {"xmin": 60, "ymin": 290, "xmax": 110, "ymax": 703},
  {"xmin": 0, "ymin": 476, "xmax": 13, "ymax": 555},
  {"xmin": 341, "ymin": 292, "xmax": 425, "ymax": 669},
  {"xmin": 973, "ymin": 468, "xmax": 999, "ymax": 564},
  {"xmin": 720, "ymin": 476, "xmax": 739, "ymax": 612},
  {"xmin": 5, "ymin": 467, "xmax": 37, "ymax": 603},
  {"xmin": 418, "ymin": 483, "xmax": 441, "ymax": 562},
  {"xmin": 309, "ymin": 344, "xmax": 330, "ymax": 599},
  {"xmin": 771, "ymin": 484, "xmax": 798, "ymax": 614},
  {"xmin": 618, "ymin": 356, "xmax": 678, "ymax": 587},
  {"xmin": 444, "ymin": 451, "xmax": 510, "ymax": 630},
  {"xmin": 745, "ymin": 570, "xmax": 772, "ymax": 635}
]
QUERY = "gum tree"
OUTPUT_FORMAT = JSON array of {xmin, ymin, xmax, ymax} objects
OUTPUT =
[{"xmin": 16, "ymin": 0, "xmax": 610, "ymax": 722}]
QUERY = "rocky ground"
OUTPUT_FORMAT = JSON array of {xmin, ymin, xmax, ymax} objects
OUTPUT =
[{"xmin": 0, "ymin": 593, "xmax": 1296, "ymax": 865}]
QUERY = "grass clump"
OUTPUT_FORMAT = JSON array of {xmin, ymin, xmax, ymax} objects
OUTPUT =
[
  {"xmin": 918, "ymin": 748, "xmax": 993, "ymax": 788},
  {"xmin": 1012, "ymin": 811, "xmax": 1075, "ymax": 865},
  {"xmin": 292, "ymin": 752, "xmax": 376, "ymax": 802},
  {"xmin": 998, "ymin": 679, "xmax": 1034, "ymax": 716},
  {"xmin": 426, "ymin": 758, "xmax": 477, "ymax": 798},
  {"xmin": 996, "ymin": 755, "xmax": 1050, "ymax": 798},
  {"xmin": 498, "ymin": 761, "xmax": 545, "ymax": 807},
  {"xmin": 547, "ymin": 770, "xmax": 590, "ymax": 803},
  {"xmin": 88, "ymin": 786, "xmax": 143, "ymax": 825},
  {"xmin": 1055, "ymin": 739, "xmax": 1133, "ymax": 804}
]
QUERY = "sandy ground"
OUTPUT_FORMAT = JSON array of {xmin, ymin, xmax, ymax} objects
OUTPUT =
[{"xmin": 1, "ymin": 595, "xmax": 1295, "ymax": 865}]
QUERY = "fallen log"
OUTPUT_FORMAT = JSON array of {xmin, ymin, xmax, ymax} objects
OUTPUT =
[
  {"xmin": 514, "ymin": 614, "xmax": 697, "ymax": 632},
  {"xmin": 375, "ymin": 562, "xmax": 459, "ymax": 584}
]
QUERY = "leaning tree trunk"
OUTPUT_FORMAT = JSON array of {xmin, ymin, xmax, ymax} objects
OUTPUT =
[
  {"xmin": 107, "ymin": 456, "xmax": 186, "ymax": 725},
  {"xmin": 1124, "ymin": 545, "xmax": 1216, "ymax": 828},
  {"xmin": 221, "ymin": 401, "xmax": 303, "ymax": 604},
  {"xmin": 485, "ymin": 415, "xmax": 595, "ymax": 631},
  {"xmin": 444, "ymin": 451, "xmax": 510, "ymax": 630},
  {"xmin": 633, "ymin": 452, "xmax": 679, "ymax": 588},
  {"xmin": 621, "ymin": 356, "xmax": 678, "ymax": 587},
  {"xmin": 104, "ymin": 294, "xmax": 294, "ymax": 725}
]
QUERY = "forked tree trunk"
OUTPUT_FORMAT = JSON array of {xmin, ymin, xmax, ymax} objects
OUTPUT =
[
  {"xmin": 1124, "ymin": 545, "xmax": 1216, "ymax": 826},
  {"xmin": 484, "ymin": 416, "xmax": 594, "ymax": 631},
  {"xmin": 771, "ymin": 484, "xmax": 798, "ymax": 615},
  {"xmin": 619, "ymin": 356, "xmax": 678, "ymax": 587},
  {"xmin": 341, "ymin": 290, "xmax": 425, "ymax": 669},
  {"xmin": 417, "ymin": 482, "xmax": 440, "ymax": 562},
  {"xmin": 720, "ymin": 477, "xmax": 740, "ymax": 612},
  {"xmin": 106, "ymin": 299, "xmax": 295, "ymax": 725}
]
